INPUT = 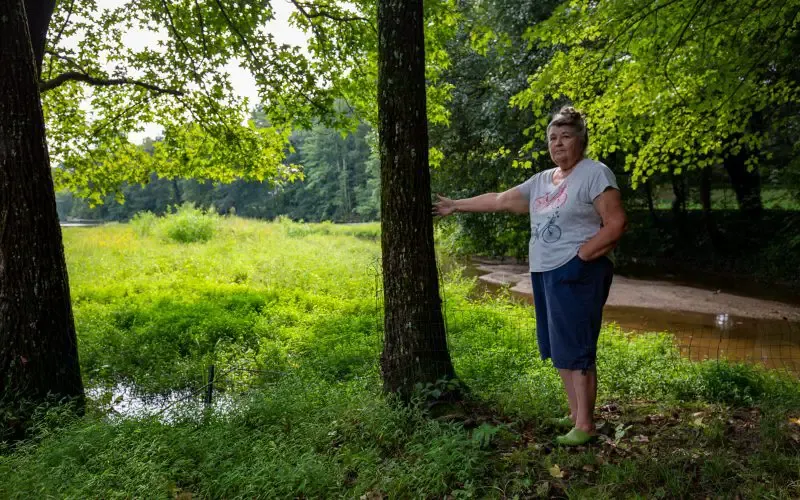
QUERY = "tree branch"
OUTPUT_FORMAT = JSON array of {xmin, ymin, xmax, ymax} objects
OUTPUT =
[
  {"xmin": 158, "ymin": 0, "xmax": 235, "ymax": 138},
  {"xmin": 46, "ymin": 0, "xmax": 76, "ymax": 80},
  {"xmin": 40, "ymin": 71, "xmax": 184, "ymax": 95},
  {"xmin": 288, "ymin": 0, "xmax": 371, "ymax": 23},
  {"xmin": 45, "ymin": 49, "xmax": 86, "ymax": 72},
  {"xmin": 212, "ymin": 0, "xmax": 328, "ymax": 115},
  {"xmin": 193, "ymin": 0, "xmax": 210, "ymax": 59},
  {"xmin": 48, "ymin": 0, "xmax": 75, "ymax": 48}
]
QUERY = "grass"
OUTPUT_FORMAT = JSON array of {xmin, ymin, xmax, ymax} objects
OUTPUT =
[
  {"xmin": 652, "ymin": 188, "xmax": 800, "ymax": 211},
  {"xmin": 1, "ymin": 215, "xmax": 799, "ymax": 498}
]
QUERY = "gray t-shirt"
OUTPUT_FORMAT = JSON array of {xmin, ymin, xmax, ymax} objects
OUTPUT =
[{"xmin": 516, "ymin": 158, "xmax": 619, "ymax": 272}]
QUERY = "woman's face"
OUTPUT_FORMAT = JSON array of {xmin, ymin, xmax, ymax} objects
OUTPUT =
[{"xmin": 548, "ymin": 125, "xmax": 584, "ymax": 169}]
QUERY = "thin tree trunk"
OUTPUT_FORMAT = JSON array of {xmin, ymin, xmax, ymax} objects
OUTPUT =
[
  {"xmin": 699, "ymin": 166, "xmax": 723, "ymax": 250},
  {"xmin": 0, "ymin": 0, "xmax": 84, "ymax": 434},
  {"xmin": 173, "ymin": 179, "xmax": 183, "ymax": 205},
  {"xmin": 699, "ymin": 167, "xmax": 712, "ymax": 212},
  {"xmin": 377, "ymin": 0, "xmax": 456, "ymax": 398},
  {"xmin": 723, "ymin": 150, "xmax": 763, "ymax": 218},
  {"xmin": 644, "ymin": 179, "xmax": 659, "ymax": 227},
  {"xmin": 671, "ymin": 170, "xmax": 687, "ymax": 237}
]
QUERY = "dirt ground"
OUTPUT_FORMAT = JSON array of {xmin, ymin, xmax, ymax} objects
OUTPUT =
[{"xmin": 473, "ymin": 261, "xmax": 800, "ymax": 322}]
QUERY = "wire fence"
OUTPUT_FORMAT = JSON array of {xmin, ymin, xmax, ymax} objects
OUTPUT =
[
  {"xmin": 98, "ymin": 265, "xmax": 799, "ymax": 419},
  {"xmin": 668, "ymin": 320, "xmax": 800, "ymax": 374},
  {"xmin": 178, "ymin": 305, "xmax": 798, "ymax": 416},
  {"xmin": 392, "ymin": 309, "xmax": 800, "ymax": 372}
]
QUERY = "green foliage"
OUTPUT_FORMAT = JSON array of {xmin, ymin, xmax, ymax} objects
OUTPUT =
[
  {"xmin": 277, "ymin": 217, "xmax": 380, "ymax": 240},
  {"xmin": 0, "ymin": 377, "xmax": 490, "ymax": 498},
  {"xmin": 429, "ymin": 0, "xmax": 562, "ymax": 258},
  {"xmin": 597, "ymin": 329, "xmax": 688, "ymax": 399},
  {"xmin": 512, "ymin": 0, "xmax": 800, "ymax": 187},
  {"xmin": 614, "ymin": 209, "xmax": 800, "ymax": 286},
  {"xmin": 274, "ymin": 119, "xmax": 380, "ymax": 222},
  {"xmin": 159, "ymin": 204, "xmax": 219, "ymax": 243},
  {"xmin": 2, "ymin": 220, "xmax": 799, "ymax": 497},
  {"xmin": 62, "ymin": 218, "xmax": 382, "ymax": 393},
  {"xmin": 130, "ymin": 204, "xmax": 220, "ymax": 244},
  {"xmin": 130, "ymin": 211, "xmax": 158, "ymax": 237},
  {"xmin": 56, "ymin": 113, "xmax": 381, "ymax": 223},
  {"xmin": 42, "ymin": 0, "xmax": 356, "ymax": 198},
  {"xmin": 42, "ymin": 0, "xmax": 465, "ymax": 200}
]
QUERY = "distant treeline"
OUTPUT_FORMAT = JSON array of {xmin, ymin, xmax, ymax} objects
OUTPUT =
[{"xmin": 57, "ymin": 121, "xmax": 380, "ymax": 223}]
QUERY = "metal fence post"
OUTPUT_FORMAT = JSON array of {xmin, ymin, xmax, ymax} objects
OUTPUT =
[{"xmin": 204, "ymin": 364, "xmax": 215, "ymax": 408}]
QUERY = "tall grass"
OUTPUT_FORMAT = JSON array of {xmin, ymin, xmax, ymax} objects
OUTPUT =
[{"xmin": 1, "ymin": 215, "xmax": 798, "ymax": 498}]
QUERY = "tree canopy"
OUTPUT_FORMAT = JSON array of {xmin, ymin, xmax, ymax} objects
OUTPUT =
[
  {"xmin": 511, "ymin": 0, "xmax": 800, "ymax": 187},
  {"xmin": 37, "ymin": 0, "xmax": 464, "ymax": 201}
]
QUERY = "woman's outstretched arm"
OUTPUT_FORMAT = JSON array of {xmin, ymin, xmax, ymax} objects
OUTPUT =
[{"xmin": 433, "ymin": 187, "xmax": 529, "ymax": 217}]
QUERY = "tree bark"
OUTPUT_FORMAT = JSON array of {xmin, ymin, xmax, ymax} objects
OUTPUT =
[
  {"xmin": 173, "ymin": 178, "xmax": 183, "ymax": 205},
  {"xmin": 723, "ymin": 150, "xmax": 763, "ymax": 217},
  {"xmin": 644, "ymin": 179, "xmax": 659, "ymax": 227},
  {"xmin": 377, "ymin": 0, "xmax": 456, "ymax": 397},
  {"xmin": 699, "ymin": 166, "xmax": 723, "ymax": 250},
  {"xmin": 24, "ymin": 0, "xmax": 56, "ymax": 76},
  {"xmin": 699, "ymin": 166, "xmax": 712, "ymax": 213},
  {"xmin": 1, "ymin": 0, "xmax": 84, "ymax": 426},
  {"xmin": 669, "ymin": 170, "xmax": 690, "ymax": 246}
]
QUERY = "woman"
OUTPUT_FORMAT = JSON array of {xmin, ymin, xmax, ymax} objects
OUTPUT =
[{"xmin": 434, "ymin": 107, "xmax": 627, "ymax": 446}]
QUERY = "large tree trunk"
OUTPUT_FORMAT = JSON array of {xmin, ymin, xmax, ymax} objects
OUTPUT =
[
  {"xmin": 1, "ymin": 0, "xmax": 84, "ymax": 431},
  {"xmin": 723, "ymin": 150, "xmax": 763, "ymax": 217},
  {"xmin": 377, "ymin": 0, "xmax": 456, "ymax": 397}
]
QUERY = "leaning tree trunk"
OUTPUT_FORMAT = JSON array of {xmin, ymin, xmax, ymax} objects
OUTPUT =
[
  {"xmin": 377, "ymin": 0, "xmax": 456, "ymax": 397},
  {"xmin": 0, "ymin": 0, "xmax": 84, "ymax": 430}
]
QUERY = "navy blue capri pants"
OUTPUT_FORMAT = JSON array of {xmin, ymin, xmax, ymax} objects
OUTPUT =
[{"xmin": 531, "ymin": 255, "xmax": 614, "ymax": 371}]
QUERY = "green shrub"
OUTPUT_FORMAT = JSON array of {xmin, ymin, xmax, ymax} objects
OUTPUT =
[
  {"xmin": 130, "ymin": 211, "xmax": 158, "ymax": 237},
  {"xmin": 130, "ymin": 204, "xmax": 220, "ymax": 243},
  {"xmin": 159, "ymin": 204, "xmax": 219, "ymax": 243}
]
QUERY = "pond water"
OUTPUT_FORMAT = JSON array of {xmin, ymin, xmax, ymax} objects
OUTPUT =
[
  {"xmin": 602, "ymin": 306, "xmax": 800, "ymax": 373},
  {"xmin": 86, "ymin": 384, "xmax": 235, "ymax": 421},
  {"xmin": 60, "ymin": 221, "xmax": 104, "ymax": 227},
  {"xmin": 460, "ymin": 259, "xmax": 800, "ymax": 374}
]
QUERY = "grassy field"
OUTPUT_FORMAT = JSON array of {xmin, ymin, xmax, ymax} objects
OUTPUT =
[
  {"xmin": 651, "ymin": 188, "xmax": 800, "ymax": 211},
  {"xmin": 2, "ymin": 208, "xmax": 799, "ymax": 498}
]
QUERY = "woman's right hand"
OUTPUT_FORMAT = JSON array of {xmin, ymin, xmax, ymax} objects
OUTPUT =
[{"xmin": 433, "ymin": 194, "xmax": 457, "ymax": 217}]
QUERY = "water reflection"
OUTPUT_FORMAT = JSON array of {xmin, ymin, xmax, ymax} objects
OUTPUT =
[
  {"xmin": 87, "ymin": 384, "xmax": 236, "ymax": 420},
  {"xmin": 715, "ymin": 313, "xmax": 732, "ymax": 330},
  {"xmin": 604, "ymin": 306, "xmax": 800, "ymax": 374}
]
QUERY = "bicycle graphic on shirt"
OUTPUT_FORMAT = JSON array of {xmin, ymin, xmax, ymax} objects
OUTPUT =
[{"xmin": 533, "ymin": 212, "xmax": 562, "ymax": 244}]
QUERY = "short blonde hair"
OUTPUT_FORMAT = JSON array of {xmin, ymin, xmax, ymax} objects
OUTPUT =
[{"xmin": 547, "ymin": 106, "xmax": 589, "ymax": 154}]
